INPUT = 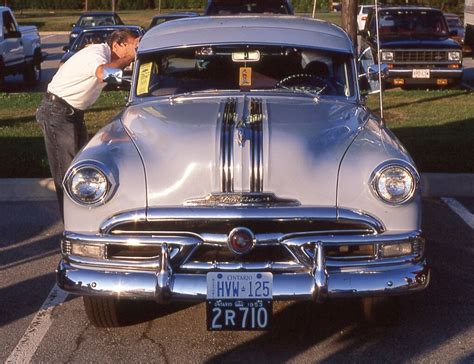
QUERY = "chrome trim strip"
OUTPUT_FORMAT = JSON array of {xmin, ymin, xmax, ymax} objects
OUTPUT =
[
  {"xmin": 179, "ymin": 261, "xmax": 305, "ymax": 272},
  {"xmin": 220, "ymin": 98, "xmax": 237, "ymax": 192},
  {"xmin": 249, "ymin": 98, "xmax": 264, "ymax": 192},
  {"xmin": 100, "ymin": 207, "xmax": 384, "ymax": 234}
]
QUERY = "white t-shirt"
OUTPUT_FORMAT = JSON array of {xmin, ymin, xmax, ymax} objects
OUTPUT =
[{"xmin": 48, "ymin": 43, "xmax": 111, "ymax": 110}]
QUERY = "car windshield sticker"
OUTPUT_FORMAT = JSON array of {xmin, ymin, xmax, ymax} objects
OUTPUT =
[
  {"xmin": 239, "ymin": 67, "xmax": 252, "ymax": 87},
  {"xmin": 137, "ymin": 62, "xmax": 153, "ymax": 96}
]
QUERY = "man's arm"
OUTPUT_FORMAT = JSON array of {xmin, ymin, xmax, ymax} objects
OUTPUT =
[{"xmin": 95, "ymin": 56, "xmax": 134, "ymax": 81}]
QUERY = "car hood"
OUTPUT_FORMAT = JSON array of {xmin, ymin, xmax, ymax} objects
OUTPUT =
[
  {"xmin": 380, "ymin": 37, "xmax": 461, "ymax": 49},
  {"xmin": 121, "ymin": 95, "xmax": 367, "ymax": 208}
]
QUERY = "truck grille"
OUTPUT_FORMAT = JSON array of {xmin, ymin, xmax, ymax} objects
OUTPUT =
[{"xmin": 394, "ymin": 50, "xmax": 448, "ymax": 63}]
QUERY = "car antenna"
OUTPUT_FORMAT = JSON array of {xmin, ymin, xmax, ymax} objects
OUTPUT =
[{"xmin": 374, "ymin": 0, "xmax": 384, "ymax": 121}]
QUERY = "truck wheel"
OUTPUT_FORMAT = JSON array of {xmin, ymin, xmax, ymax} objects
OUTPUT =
[
  {"xmin": 23, "ymin": 62, "xmax": 41, "ymax": 87},
  {"xmin": 83, "ymin": 296, "xmax": 122, "ymax": 328},
  {"xmin": 361, "ymin": 296, "xmax": 400, "ymax": 325}
]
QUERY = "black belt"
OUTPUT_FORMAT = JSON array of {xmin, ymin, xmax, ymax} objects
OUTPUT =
[{"xmin": 45, "ymin": 92, "xmax": 81, "ymax": 113}]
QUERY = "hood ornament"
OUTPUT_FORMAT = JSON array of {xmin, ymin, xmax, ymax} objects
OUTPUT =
[{"xmin": 184, "ymin": 192, "xmax": 300, "ymax": 207}]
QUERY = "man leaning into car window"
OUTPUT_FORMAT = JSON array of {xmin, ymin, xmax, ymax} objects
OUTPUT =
[{"xmin": 36, "ymin": 29, "xmax": 139, "ymax": 218}]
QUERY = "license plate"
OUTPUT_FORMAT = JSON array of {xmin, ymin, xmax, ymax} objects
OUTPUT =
[
  {"xmin": 412, "ymin": 69, "xmax": 430, "ymax": 78},
  {"xmin": 206, "ymin": 272, "xmax": 273, "ymax": 331},
  {"xmin": 207, "ymin": 299, "xmax": 272, "ymax": 330}
]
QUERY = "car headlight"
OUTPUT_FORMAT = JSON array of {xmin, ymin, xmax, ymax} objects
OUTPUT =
[
  {"xmin": 371, "ymin": 162, "xmax": 418, "ymax": 205},
  {"xmin": 381, "ymin": 51, "xmax": 394, "ymax": 62},
  {"xmin": 448, "ymin": 51, "xmax": 461, "ymax": 61},
  {"xmin": 64, "ymin": 162, "xmax": 116, "ymax": 206}
]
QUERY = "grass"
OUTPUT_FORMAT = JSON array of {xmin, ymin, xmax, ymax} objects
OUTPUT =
[
  {"xmin": 0, "ymin": 89, "xmax": 472, "ymax": 177},
  {"xmin": 15, "ymin": 9, "xmax": 341, "ymax": 31}
]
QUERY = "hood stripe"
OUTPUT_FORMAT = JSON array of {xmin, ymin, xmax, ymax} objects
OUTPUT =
[
  {"xmin": 220, "ymin": 98, "xmax": 237, "ymax": 192},
  {"xmin": 249, "ymin": 98, "xmax": 263, "ymax": 192}
]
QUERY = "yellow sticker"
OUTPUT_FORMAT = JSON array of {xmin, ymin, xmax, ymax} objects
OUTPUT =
[
  {"xmin": 137, "ymin": 62, "xmax": 153, "ymax": 96},
  {"xmin": 239, "ymin": 67, "xmax": 252, "ymax": 87}
]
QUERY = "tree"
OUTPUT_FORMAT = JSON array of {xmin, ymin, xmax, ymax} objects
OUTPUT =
[{"xmin": 341, "ymin": 0, "xmax": 358, "ymax": 50}]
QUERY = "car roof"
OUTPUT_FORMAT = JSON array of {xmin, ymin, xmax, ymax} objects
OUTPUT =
[
  {"xmin": 378, "ymin": 6, "xmax": 441, "ymax": 12},
  {"xmin": 79, "ymin": 12, "xmax": 119, "ymax": 16},
  {"xmin": 444, "ymin": 13, "xmax": 460, "ymax": 18},
  {"xmin": 79, "ymin": 25, "xmax": 142, "ymax": 33},
  {"xmin": 140, "ymin": 16, "xmax": 352, "ymax": 54}
]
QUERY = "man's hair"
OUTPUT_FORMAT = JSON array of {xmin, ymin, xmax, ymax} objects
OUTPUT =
[{"xmin": 107, "ymin": 29, "xmax": 139, "ymax": 48}]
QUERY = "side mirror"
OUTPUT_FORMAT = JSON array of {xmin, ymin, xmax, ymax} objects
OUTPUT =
[
  {"xmin": 367, "ymin": 63, "xmax": 389, "ymax": 81},
  {"xmin": 103, "ymin": 68, "xmax": 128, "ymax": 85},
  {"xmin": 5, "ymin": 30, "xmax": 21, "ymax": 39},
  {"xmin": 63, "ymin": 45, "xmax": 69, "ymax": 52},
  {"xmin": 449, "ymin": 29, "xmax": 458, "ymax": 37}
]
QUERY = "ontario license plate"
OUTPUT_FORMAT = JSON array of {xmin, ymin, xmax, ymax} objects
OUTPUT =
[
  {"xmin": 412, "ymin": 69, "xmax": 430, "ymax": 78},
  {"xmin": 206, "ymin": 272, "xmax": 273, "ymax": 331}
]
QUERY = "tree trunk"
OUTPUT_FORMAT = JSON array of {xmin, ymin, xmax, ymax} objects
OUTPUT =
[
  {"xmin": 341, "ymin": 0, "xmax": 358, "ymax": 51},
  {"xmin": 148, "ymin": 0, "xmax": 156, "ymax": 9}
]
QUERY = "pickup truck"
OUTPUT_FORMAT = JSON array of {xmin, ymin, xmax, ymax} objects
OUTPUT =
[
  {"xmin": 0, "ymin": 6, "xmax": 45, "ymax": 89},
  {"xmin": 360, "ymin": 6, "xmax": 463, "ymax": 87}
]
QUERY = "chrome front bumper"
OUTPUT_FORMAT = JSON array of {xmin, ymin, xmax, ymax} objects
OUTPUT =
[{"xmin": 57, "ymin": 247, "xmax": 430, "ymax": 302}]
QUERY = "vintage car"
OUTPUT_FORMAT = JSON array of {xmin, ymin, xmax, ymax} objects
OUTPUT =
[
  {"xmin": 68, "ymin": 11, "xmax": 124, "ymax": 46},
  {"xmin": 148, "ymin": 12, "xmax": 199, "ymax": 30},
  {"xmin": 57, "ymin": 16, "xmax": 430, "ymax": 329}
]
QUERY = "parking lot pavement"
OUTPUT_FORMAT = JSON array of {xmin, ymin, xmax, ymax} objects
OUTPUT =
[{"xmin": 1, "ymin": 197, "xmax": 473, "ymax": 363}]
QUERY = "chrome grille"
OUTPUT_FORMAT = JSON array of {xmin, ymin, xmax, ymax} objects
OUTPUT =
[{"xmin": 394, "ymin": 50, "xmax": 448, "ymax": 63}]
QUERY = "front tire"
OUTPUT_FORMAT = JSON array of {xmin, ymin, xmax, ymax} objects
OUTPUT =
[
  {"xmin": 23, "ymin": 61, "xmax": 41, "ymax": 87},
  {"xmin": 83, "ymin": 296, "xmax": 121, "ymax": 328}
]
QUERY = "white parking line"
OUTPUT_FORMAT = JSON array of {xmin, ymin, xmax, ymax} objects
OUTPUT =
[
  {"xmin": 40, "ymin": 34, "xmax": 58, "ymax": 41},
  {"xmin": 442, "ymin": 197, "xmax": 474, "ymax": 230},
  {"xmin": 5, "ymin": 284, "xmax": 68, "ymax": 363}
]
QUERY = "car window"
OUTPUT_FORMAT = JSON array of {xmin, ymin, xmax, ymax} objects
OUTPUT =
[
  {"xmin": 362, "ymin": 7, "xmax": 372, "ymax": 14},
  {"xmin": 376, "ymin": 10, "xmax": 449, "ymax": 38},
  {"xmin": 2, "ymin": 11, "xmax": 18, "ymax": 35},
  {"xmin": 135, "ymin": 45, "xmax": 355, "ymax": 98},
  {"xmin": 78, "ymin": 15, "xmax": 117, "ymax": 27},
  {"xmin": 446, "ymin": 17, "xmax": 462, "ymax": 28},
  {"xmin": 73, "ymin": 28, "xmax": 141, "ymax": 51},
  {"xmin": 206, "ymin": 0, "xmax": 291, "ymax": 15}
]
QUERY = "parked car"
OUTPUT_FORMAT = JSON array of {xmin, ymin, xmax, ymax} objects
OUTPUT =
[
  {"xmin": 205, "ymin": 0, "xmax": 293, "ymax": 15},
  {"xmin": 61, "ymin": 25, "xmax": 144, "ymax": 64},
  {"xmin": 360, "ymin": 6, "xmax": 463, "ymax": 87},
  {"xmin": 444, "ymin": 13, "xmax": 469, "ymax": 54},
  {"xmin": 69, "ymin": 11, "xmax": 124, "ymax": 46},
  {"xmin": 57, "ymin": 16, "xmax": 430, "ymax": 329},
  {"xmin": 148, "ymin": 12, "xmax": 199, "ymax": 30},
  {"xmin": 0, "ymin": 6, "xmax": 46, "ymax": 89},
  {"xmin": 357, "ymin": 5, "xmax": 373, "ymax": 32}
]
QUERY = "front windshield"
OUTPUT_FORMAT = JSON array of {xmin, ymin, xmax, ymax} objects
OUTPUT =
[
  {"xmin": 446, "ymin": 17, "xmax": 462, "ymax": 28},
  {"xmin": 73, "ymin": 29, "xmax": 141, "ymax": 51},
  {"xmin": 78, "ymin": 15, "xmax": 117, "ymax": 27},
  {"xmin": 135, "ymin": 45, "xmax": 355, "ymax": 98},
  {"xmin": 375, "ymin": 10, "xmax": 449, "ymax": 38}
]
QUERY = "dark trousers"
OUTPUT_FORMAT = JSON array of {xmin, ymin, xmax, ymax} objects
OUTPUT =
[{"xmin": 36, "ymin": 95, "xmax": 87, "ymax": 218}]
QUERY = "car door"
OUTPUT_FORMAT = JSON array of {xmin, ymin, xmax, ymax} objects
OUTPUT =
[{"xmin": 1, "ymin": 10, "xmax": 23, "ymax": 66}]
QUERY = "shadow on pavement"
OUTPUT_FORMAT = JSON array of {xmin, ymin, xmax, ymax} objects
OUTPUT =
[{"xmin": 205, "ymin": 198, "xmax": 474, "ymax": 362}]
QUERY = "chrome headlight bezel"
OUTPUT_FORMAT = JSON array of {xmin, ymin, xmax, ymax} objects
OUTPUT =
[
  {"xmin": 448, "ymin": 51, "xmax": 461, "ymax": 62},
  {"xmin": 370, "ymin": 161, "xmax": 419, "ymax": 205},
  {"xmin": 381, "ymin": 51, "xmax": 394, "ymax": 62},
  {"xmin": 63, "ymin": 161, "xmax": 117, "ymax": 207}
]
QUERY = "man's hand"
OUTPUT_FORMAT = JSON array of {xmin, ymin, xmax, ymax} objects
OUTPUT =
[{"xmin": 96, "ymin": 36, "xmax": 139, "ymax": 81}]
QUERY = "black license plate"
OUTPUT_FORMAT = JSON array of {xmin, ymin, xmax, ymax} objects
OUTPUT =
[{"xmin": 207, "ymin": 299, "xmax": 272, "ymax": 331}]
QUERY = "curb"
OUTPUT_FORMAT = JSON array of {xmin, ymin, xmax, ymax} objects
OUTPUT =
[{"xmin": 0, "ymin": 174, "xmax": 473, "ymax": 202}]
